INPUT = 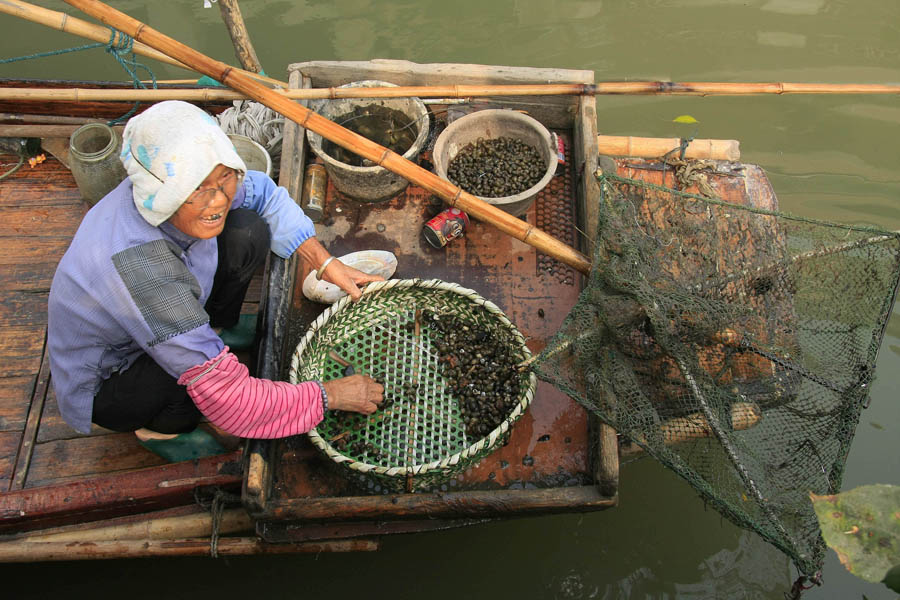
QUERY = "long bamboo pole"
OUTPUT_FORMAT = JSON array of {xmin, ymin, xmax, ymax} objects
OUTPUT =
[
  {"xmin": 0, "ymin": 0, "xmax": 287, "ymax": 88},
  {"xmin": 597, "ymin": 135, "xmax": 740, "ymax": 161},
  {"xmin": 62, "ymin": 0, "xmax": 593, "ymax": 275},
  {"xmin": 4, "ymin": 79, "xmax": 900, "ymax": 104}
]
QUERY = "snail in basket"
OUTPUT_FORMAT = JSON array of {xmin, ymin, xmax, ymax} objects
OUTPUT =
[{"xmin": 424, "ymin": 310, "xmax": 526, "ymax": 440}]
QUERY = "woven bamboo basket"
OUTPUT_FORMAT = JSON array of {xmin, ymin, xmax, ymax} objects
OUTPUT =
[{"xmin": 290, "ymin": 278, "xmax": 536, "ymax": 492}]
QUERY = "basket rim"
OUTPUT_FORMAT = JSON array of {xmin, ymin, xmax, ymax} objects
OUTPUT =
[{"xmin": 290, "ymin": 278, "xmax": 537, "ymax": 480}]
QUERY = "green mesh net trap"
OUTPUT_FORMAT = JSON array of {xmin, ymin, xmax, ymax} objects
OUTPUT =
[
  {"xmin": 291, "ymin": 279, "xmax": 536, "ymax": 493},
  {"xmin": 533, "ymin": 171, "xmax": 900, "ymax": 577}
]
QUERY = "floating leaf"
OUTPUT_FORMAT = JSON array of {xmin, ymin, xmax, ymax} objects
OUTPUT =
[
  {"xmin": 672, "ymin": 114, "xmax": 699, "ymax": 124},
  {"xmin": 810, "ymin": 484, "xmax": 900, "ymax": 587}
]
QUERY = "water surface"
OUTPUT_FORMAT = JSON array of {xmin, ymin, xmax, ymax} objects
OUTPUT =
[{"xmin": 2, "ymin": 2, "xmax": 899, "ymax": 598}]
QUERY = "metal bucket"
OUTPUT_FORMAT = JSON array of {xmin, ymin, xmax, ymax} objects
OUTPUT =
[
  {"xmin": 306, "ymin": 80, "xmax": 429, "ymax": 203},
  {"xmin": 228, "ymin": 134, "xmax": 272, "ymax": 177}
]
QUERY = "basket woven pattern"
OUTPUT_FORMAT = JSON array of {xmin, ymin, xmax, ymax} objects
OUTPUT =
[{"xmin": 290, "ymin": 279, "xmax": 536, "ymax": 492}]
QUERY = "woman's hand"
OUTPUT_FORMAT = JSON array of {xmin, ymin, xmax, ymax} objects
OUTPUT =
[
  {"xmin": 295, "ymin": 237, "xmax": 384, "ymax": 301},
  {"xmin": 320, "ymin": 258, "xmax": 384, "ymax": 301},
  {"xmin": 322, "ymin": 374, "xmax": 384, "ymax": 415}
]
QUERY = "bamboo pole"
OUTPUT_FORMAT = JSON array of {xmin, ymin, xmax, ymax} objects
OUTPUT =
[
  {"xmin": 217, "ymin": 0, "xmax": 262, "ymax": 73},
  {"xmin": 0, "ymin": 124, "xmax": 122, "ymax": 138},
  {"xmin": 5, "ymin": 80, "xmax": 900, "ymax": 104},
  {"xmin": 62, "ymin": 0, "xmax": 593, "ymax": 275},
  {"xmin": 20, "ymin": 508, "xmax": 253, "ymax": 542},
  {"xmin": 593, "ymin": 81, "xmax": 900, "ymax": 95},
  {"xmin": 598, "ymin": 134, "xmax": 740, "ymax": 161},
  {"xmin": 0, "ymin": 112, "xmax": 104, "ymax": 125},
  {"xmin": 0, "ymin": 537, "xmax": 379, "ymax": 562},
  {"xmin": 0, "ymin": 0, "xmax": 287, "ymax": 88}
]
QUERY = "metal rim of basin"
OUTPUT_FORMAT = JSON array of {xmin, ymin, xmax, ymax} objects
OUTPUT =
[{"xmin": 306, "ymin": 80, "xmax": 430, "ymax": 175}]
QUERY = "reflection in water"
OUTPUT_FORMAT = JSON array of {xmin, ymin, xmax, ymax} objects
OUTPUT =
[
  {"xmin": 546, "ymin": 530, "xmax": 790, "ymax": 600},
  {"xmin": 756, "ymin": 31, "xmax": 807, "ymax": 48},
  {"xmin": 761, "ymin": 0, "xmax": 826, "ymax": 16}
]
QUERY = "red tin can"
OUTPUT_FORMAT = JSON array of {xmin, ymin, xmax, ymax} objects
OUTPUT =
[
  {"xmin": 423, "ymin": 207, "xmax": 469, "ymax": 248},
  {"xmin": 552, "ymin": 132, "xmax": 566, "ymax": 175}
]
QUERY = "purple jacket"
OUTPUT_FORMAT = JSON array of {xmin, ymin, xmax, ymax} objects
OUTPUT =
[{"xmin": 48, "ymin": 170, "xmax": 315, "ymax": 434}]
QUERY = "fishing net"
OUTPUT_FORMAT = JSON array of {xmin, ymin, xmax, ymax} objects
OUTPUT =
[{"xmin": 533, "ymin": 170, "xmax": 900, "ymax": 576}]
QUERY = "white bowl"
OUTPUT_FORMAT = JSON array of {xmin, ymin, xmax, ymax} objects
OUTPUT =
[{"xmin": 302, "ymin": 250, "xmax": 398, "ymax": 304}]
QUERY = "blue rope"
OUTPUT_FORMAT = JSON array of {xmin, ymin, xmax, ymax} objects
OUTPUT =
[
  {"xmin": 1, "ymin": 27, "xmax": 158, "ymax": 124},
  {"xmin": 102, "ymin": 28, "xmax": 158, "ymax": 125},
  {"xmin": 0, "ymin": 41, "xmax": 106, "ymax": 64}
]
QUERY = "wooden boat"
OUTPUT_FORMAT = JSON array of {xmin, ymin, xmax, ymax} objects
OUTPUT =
[{"xmin": 0, "ymin": 60, "xmax": 775, "ymax": 560}]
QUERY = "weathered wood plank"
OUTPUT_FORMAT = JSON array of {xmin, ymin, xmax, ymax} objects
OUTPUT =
[
  {"xmin": 25, "ymin": 433, "xmax": 166, "ymax": 488},
  {"xmin": 0, "ymin": 158, "xmax": 84, "ymax": 208},
  {"xmin": 0, "ymin": 263, "xmax": 57, "ymax": 292},
  {"xmin": 264, "ymin": 486, "xmax": 616, "ymax": 522},
  {"xmin": 0, "ymin": 375, "xmax": 34, "ymax": 432},
  {"xmin": 258, "ymin": 517, "xmax": 487, "ymax": 544},
  {"xmin": 0, "ymin": 431, "xmax": 19, "ymax": 491},
  {"xmin": 0, "ymin": 206, "xmax": 86, "ymax": 237},
  {"xmin": 290, "ymin": 59, "xmax": 593, "ymax": 86},
  {"xmin": 0, "ymin": 325, "xmax": 45, "ymax": 378},
  {"xmin": 11, "ymin": 334, "xmax": 51, "ymax": 491},
  {"xmin": 0, "ymin": 237, "xmax": 72, "ymax": 265},
  {"xmin": 36, "ymin": 387, "xmax": 110, "ymax": 442},
  {"xmin": 0, "ymin": 450, "xmax": 243, "ymax": 533},
  {"xmin": 290, "ymin": 60, "xmax": 590, "ymax": 129},
  {"xmin": 0, "ymin": 291, "xmax": 49, "ymax": 328}
]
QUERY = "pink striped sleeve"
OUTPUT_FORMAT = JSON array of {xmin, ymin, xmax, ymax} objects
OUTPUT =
[{"xmin": 177, "ymin": 348, "xmax": 324, "ymax": 438}]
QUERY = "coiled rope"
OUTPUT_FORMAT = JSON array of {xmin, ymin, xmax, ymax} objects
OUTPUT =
[{"xmin": 215, "ymin": 100, "xmax": 284, "ymax": 175}]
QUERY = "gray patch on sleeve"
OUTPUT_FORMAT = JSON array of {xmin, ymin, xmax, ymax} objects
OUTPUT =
[{"xmin": 112, "ymin": 239, "xmax": 209, "ymax": 346}]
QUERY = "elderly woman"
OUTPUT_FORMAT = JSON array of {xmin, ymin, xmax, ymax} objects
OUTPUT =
[{"xmin": 48, "ymin": 101, "xmax": 383, "ymax": 461}]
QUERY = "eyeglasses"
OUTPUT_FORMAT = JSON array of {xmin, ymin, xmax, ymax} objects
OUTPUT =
[{"xmin": 183, "ymin": 168, "xmax": 242, "ymax": 210}]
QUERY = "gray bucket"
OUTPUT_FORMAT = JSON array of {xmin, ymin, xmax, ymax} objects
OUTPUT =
[
  {"xmin": 306, "ymin": 80, "xmax": 429, "ymax": 203},
  {"xmin": 432, "ymin": 109, "xmax": 555, "ymax": 217},
  {"xmin": 228, "ymin": 134, "xmax": 272, "ymax": 177}
]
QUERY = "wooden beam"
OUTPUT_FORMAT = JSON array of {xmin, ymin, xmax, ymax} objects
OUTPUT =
[
  {"xmin": 0, "ymin": 450, "xmax": 243, "ymax": 533},
  {"xmin": 263, "ymin": 485, "xmax": 616, "ymax": 522},
  {"xmin": 217, "ymin": 0, "xmax": 262, "ymax": 73},
  {"xmin": 0, "ymin": 537, "xmax": 379, "ymax": 561}
]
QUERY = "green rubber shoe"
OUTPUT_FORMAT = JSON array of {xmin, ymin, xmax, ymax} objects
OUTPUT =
[
  {"xmin": 218, "ymin": 313, "xmax": 258, "ymax": 351},
  {"xmin": 138, "ymin": 429, "xmax": 226, "ymax": 463}
]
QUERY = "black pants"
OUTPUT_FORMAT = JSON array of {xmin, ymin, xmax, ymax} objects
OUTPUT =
[{"xmin": 92, "ymin": 208, "xmax": 271, "ymax": 433}]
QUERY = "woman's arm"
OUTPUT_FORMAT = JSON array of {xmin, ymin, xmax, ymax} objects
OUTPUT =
[{"xmin": 179, "ymin": 348, "xmax": 383, "ymax": 438}]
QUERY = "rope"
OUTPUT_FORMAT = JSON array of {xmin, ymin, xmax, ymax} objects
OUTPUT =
[
  {"xmin": 101, "ymin": 29, "xmax": 157, "ymax": 125},
  {"xmin": 0, "ymin": 155, "xmax": 25, "ymax": 182},
  {"xmin": 215, "ymin": 100, "xmax": 284, "ymax": 172},
  {"xmin": 0, "ymin": 41, "xmax": 107, "ymax": 64},
  {"xmin": 193, "ymin": 487, "xmax": 242, "ymax": 558},
  {"xmin": 0, "ymin": 27, "xmax": 157, "ymax": 125}
]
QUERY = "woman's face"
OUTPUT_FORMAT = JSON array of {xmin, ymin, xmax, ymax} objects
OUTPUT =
[{"xmin": 168, "ymin": 164, "xmax": 240, "ymax": 239}]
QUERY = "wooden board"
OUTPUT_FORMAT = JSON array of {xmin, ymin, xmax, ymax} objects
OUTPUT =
[
  {"xmin": 0, "ymin": 376, "xmax": 34, "ymax": 432},
  {"xmin": 0, "ymin": 431, "xmax": 19, "ymax": 490}
]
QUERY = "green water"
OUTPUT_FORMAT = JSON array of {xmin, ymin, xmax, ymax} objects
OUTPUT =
[{"xmin": 2, "ymin": 1, "xmax": 899, "ymax": 598}]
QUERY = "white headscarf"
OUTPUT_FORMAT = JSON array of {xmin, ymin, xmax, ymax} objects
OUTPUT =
[{"xmin": 120, "ymin": 100, "xmax": 246, "ymax": 226}]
